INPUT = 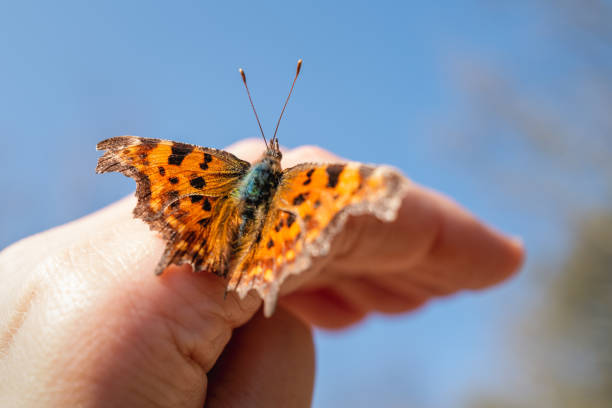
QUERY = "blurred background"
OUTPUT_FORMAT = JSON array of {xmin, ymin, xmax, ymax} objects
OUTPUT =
[{"xmin": 1, "ymin": 1, "xmax": 610, "ymax": 407}]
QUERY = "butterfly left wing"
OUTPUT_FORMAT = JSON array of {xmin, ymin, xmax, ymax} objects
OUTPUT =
[
  {"xmin": 228, "ymin": 162, "xmax": 409, "ymax": 316},
  {"xmin": 96, "ymin": 136, "xmax": 250, "ymax": 275}
]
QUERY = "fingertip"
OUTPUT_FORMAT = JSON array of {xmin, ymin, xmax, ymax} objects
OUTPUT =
[
  {"xmin": 509, "ymin": 236, "xmax": 526, "ymax": 270},
  {"xmin": 489, "ymin": 234, "xmax": 526, "ymax": 287},
  {"xmin": 463, "ymin": 227, "xmax": 526, "ymax": 290},
  {"xmin": 510, "ymin": 236, "xmax": 525, "ymax": 262}
]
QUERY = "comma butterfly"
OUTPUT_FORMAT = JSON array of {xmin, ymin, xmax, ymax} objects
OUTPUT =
[{"xmin": 96, "ymin": 60, "xmax": 409, "ymax": 316}]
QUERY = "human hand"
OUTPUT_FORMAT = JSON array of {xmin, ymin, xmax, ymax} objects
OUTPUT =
[{"xmin": 0, "ymin": 140, "xmax": 523, "ymax": 407}]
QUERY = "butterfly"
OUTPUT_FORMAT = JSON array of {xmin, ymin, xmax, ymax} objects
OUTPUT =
[{"xmin": 96, "ymin": 60, "xmax": 409, "ymax": 316}]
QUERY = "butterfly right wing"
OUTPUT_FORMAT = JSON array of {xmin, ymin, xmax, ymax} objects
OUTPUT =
[
  {"xmin": 228, "ymin": 162, "xmax": 409, "ymax": 316},
  {"xmin": 96, "ymin": 136, "xmax": 250, "ymax": 275}
]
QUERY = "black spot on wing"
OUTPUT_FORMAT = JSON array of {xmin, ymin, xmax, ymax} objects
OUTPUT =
[
  {"xmin": 158, "ymin": 166, "xmax": 166, "ymax": 176},
  {"xmin": 190, "ymin": 176, "xmax": 206, "ymax": 189},
  {"xmin": 326, "ymin": 164, "xmax": 345, "ymax": 188},
  {"xmin": 198, "ymin": 218, "xmax": 210, "ymax": 227},
  {"xmin": 274, "ymin": 218, "xmax": 284, "ymax": 232},
  {"xmin": 202, "ymin": 198, "xmax": 212, "ymax": 211},
  {"xmin": 199, "ymin": 153, "xmax": 213, "ymax": 170},
  {"xmin": 292, "ymin": 193, "xmax": 308, "ymax": 206},
  {"xmin": 190, "ymin": 195, "xmax": 203, "ymax": 203},
  {"xmin": 286, "ymin": 213, "xmax": 296, "ymax": 227},
  {"xmin": 267, "ymin": 239, "xmax": 275, "ymax": 249},
  {"xmin": 168, "ymin": 143, "xmax": 194, "ymax": 166},
  {"xmin": 139, "ymin": 139, "xmax": 159, "ymax": 152},
  {"xmin": 303, "ymin": 168, "xmax": 315, "ymax": 185},
  {"xmin": 169, "ymin": 177, "xmax": 179, "ymax": 184}
]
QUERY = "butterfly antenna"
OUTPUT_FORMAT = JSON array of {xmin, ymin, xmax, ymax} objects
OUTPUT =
[
  {"xmin": 239, "ymin": 67, "xmax": 268, "ymax": 148},
  {"xmin": 272, "ymin": 59, "xmax": 303, "ymax": 144}
]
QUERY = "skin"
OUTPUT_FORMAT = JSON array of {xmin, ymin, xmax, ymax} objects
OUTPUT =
[{"xmin": 0, "ymin": 139, "xmax": 524, "ymax": 407}]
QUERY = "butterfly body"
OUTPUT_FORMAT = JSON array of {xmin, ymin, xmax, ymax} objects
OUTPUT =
[
  {"xmin": 238, "ymin": 152, "xmax": 282, "ymax": 210},
  {"xmin": 96, "ymin": 136, "xmax": 408, "ymax": 316},
  {"xmin": 233, "ymin": 149, "xmax": 283, "ymax": 271}
]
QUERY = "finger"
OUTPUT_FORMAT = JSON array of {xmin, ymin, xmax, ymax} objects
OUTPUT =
[
  {"xmin": 282, "ymin": 144, "xmax": 524, "ymax": 290},
  {"xmin": 206, "ymin": 307, "xmax": 315, "ymax": 407}
]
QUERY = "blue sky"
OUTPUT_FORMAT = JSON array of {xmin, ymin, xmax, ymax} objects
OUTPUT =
[{"xmin": 0, "ymin": 1, "xmax": 568, "ymax": 406}]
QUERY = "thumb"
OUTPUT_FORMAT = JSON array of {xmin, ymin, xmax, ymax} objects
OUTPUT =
[{"xmin": 206, "ymin": 307, "xmax": 315, "ymax": 407}]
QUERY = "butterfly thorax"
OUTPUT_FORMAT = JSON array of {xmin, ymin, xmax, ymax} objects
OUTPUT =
[
  {"xmin": 236, "ymin": 149, "xmax": 283, "ymax": 237},
  {"xmin": 239, "ymin": 150, "xmax": 282, "ymax": 205}
]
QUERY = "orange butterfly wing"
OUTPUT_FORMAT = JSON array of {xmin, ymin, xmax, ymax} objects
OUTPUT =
[
  {"xmin": 228, "ymin": 162, "xmax": 409, "ymax": 316},
  {"xmin": 96, "ymin": 136, "xmax": 250, "ymax": 275}
]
